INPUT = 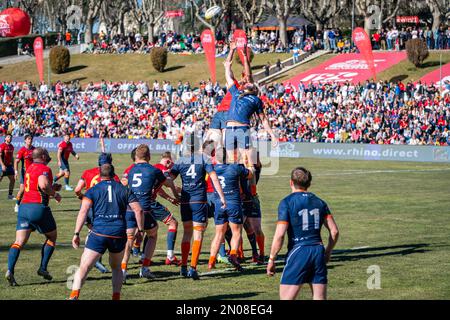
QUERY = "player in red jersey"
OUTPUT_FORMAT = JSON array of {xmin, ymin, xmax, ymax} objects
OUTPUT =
[
  {"xmin": 0, "ymin": 134, "xmax": 16, "ymax": 200},
  {"xmin": 5, "ymin": 147, "xmax": 62, "ymax": 286},
  {"xmin": 54, "ymin": 133, "xmax": 80, "ymax": 191},
  {"xmin": 14, "ymin": 134, "xmax": 35, "ymax": 213}
]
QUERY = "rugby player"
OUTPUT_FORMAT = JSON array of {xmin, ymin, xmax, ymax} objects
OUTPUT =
[
  {"xmin": 208, "ymin": 147, "xmax": 253, "ymax": 272},
  {"xmin": 14, "ymin": 134, "xmax": 35, "ymax": 212},
  {"xmin": 0, "ymin": 134, "xmax": 16, "ymax": 200},
  {"xmin": 54, "ymin": 133, "xmax": 80, "ymax": 191},
  {"xmin": 74, "ymin": 149, "xmax": 120, "ymax": 274},
  {"xmin": 70, "ymin": 164, "xmax": 144, "ymax": 300},
  {"xmin": 127, "ymin": 144, "xmax": 180, "ymax": 279},
  {"xmin": 5, "ymin": 147, "xmax": 62, "ymax": 286},
  {"xmin": 170, "ymin": 134, "xmax": 226, "ymax": 280},
  {"xmin": 267, "ymin": 167, "xmax": 339, "ymax": 300}
]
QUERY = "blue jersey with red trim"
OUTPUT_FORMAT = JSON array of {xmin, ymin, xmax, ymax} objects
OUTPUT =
[
  {"xmin": 278, "ymin": 192, "xmax": 331, "ymax": 250},
  {"xmin": 227, "ymin": 84, "xmax": 264, "ymax": 125},
  {"xmin": 213, "ymin": 163, "xmax": 249, "ymax": 206},
  {"xmin": 84, "ymin": 180, "xmax": 138, "ymax": 237}
]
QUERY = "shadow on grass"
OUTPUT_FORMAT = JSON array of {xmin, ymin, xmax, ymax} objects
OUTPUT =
[
  {"xmin": 421, "ymin": 61, "xmax": 441, "ymax": 68},
  {"xmin": 193, "ymin": 292, "xmax": 263, "ymax": 300},
  {"xmin": 251, "ymin": 64, "xmax": 265, "ymax": 70},
  {"xmin": 63, "ymin": 77, "xmax": 87, "ymax": 84},
  {"xmin": 165, "ymin": 65, "xmax": 185, "ymax": 72},
  {"xmin": 331, "ymin": 243, "xmax": 431, "ymax": 262},
  {"xmin": 390, "ymin": 74, "xmax": 408, "ymax": 82},
  {"xmin": 66, "ymin": 65, "xmax": 88, "ymax": 72}
]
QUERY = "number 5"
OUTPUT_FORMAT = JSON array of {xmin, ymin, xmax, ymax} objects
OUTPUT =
[{"xmin": 132, "ymin": 173, "xmax": 142, "ymax": 187}]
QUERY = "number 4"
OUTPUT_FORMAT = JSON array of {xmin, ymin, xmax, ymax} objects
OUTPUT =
[{"xmin": 186, "ymin": 165, "xmax": 197, "ymax": 179}]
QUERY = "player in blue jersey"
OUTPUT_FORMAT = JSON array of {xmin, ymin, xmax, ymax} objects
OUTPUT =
[
  {"xmin": 70, "ymin": 164, "xmax": 144, "ymax": 300},
  {"xmin": 267, "ymin": 167, "xmax": 339, "ymax": 300},
  {"xmin": 208, "ymin": 147, "xmax": 254, "ymax": 272},
  {"xmin": 170, "ymin": 134, "xmax": 226, "ymax": 280},
  {"xmin": 127, "ymin": 144, "xmax": 179, "ymax": 280},
  {"xmin": 223, "ymin": 45, "xmax": 277, "ymax": 163}
]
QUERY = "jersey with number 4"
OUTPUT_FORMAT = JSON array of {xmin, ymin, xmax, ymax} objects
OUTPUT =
[
  {"xmin": 170, "ymin": 154, "xmax": 213, "ymax": 203},
  {"xmin": 127, "ymin": 163, "xmax": 166, "ymax": 211},
  {"xmin": 213, "ymin": 163, "xmax": 249, "ymax": 206},
  {"xmin": 278, "ymin": 192, "xmax": 331, "ymax": 250}
]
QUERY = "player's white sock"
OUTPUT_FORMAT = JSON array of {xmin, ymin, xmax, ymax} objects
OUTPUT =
[{"xmin": 167, "ymin": 250, "xmax": 174, "ymax": 259}]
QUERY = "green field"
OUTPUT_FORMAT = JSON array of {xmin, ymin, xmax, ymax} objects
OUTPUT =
[{"xmin": 0, "ymin": 154, "xmax": 449, "ymax": 300}]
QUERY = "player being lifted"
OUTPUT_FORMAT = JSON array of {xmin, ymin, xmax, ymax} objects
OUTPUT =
[
  {"xmin": 54, "ymin": 133, "xmax": 80, "ymax": 191},
  {"xmin": 14, "ymin": 134, "xmax": 35, "ymax": 213},
  {"xmin": 170, "ymin": 134, "xmax": 226, "ymax": 280},
  {"xmin": 0, "ymin": 134, "xmax": 16, "ymax": 200},
  {"xmin": 5, "ymin": 147, "xmax": 62, "ymax": 286},
  {"xmin": 70, "ymin": 164, "xmax": 144, "ymax": 300},
  {"xmin": 127, "ymin": 144, "xmax": 179, "ymax": 279},
  {"xmin": 267, "ymin": 167, "xmax": 339, "ymax": 300},
  {"xmin": 74, "ymin": 138, "xmax": 120, "ymax": 274}
]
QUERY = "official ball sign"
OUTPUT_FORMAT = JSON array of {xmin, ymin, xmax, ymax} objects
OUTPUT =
[{"xmin": 0, "ymin": 8, "xmax": 31, "ymax": 37}]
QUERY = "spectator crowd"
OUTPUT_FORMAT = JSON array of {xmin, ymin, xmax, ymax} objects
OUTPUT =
[{"xmin": 1, "ymin": 78, "xmax": 449, "ymax": 146}]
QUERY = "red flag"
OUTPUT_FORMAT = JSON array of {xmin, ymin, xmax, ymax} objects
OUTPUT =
[
  {"xmin": 352, "ymin": 27, "xmax": 376, "ymax": 81},
  {"xmin": 200, "ymin": 29, "xmax": 216, "ymax": 83},
  {"xmin": 33, "ymin": 37, "xmax": 44, "ymax": 83},
  {"xmin": 233, "ymin": 29, "xmax": 249, "ymax": 65}
]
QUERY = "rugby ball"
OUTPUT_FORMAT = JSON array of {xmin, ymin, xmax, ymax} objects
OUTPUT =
[{"xmin": 205, "ymin": 5, "xmax": 222, "ymax": 20}]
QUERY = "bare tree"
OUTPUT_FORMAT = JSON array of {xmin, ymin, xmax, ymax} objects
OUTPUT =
[
  {"xmin": 18, "ymin": 0, "xmax": 43, "ymax": 32},
  {"xmin": 301, "ymin": 0, "xmax": 346, "ymax": 31},
  {"xmin": 265, "ymin": 0, "xmax": 300, "ymax": 47},
  {"xmin": 100, "ymin": 0, "xmax": 132, "ymax": 37},
  {"xmin": 355, "ymin": 0, "xmax": 402, "ymax": 33},
  {"xmin": 235, "ymin": 0, "xmax": 266, "ymax": 31},
  {"xmin": 425, "ymin": 0, "xmax": 446, "ymax": 30},
  {"xmin": 131, "ymin": 0, "xmax": 165, "ymax": 42},
  {"xmin": 82, "ymin": 0, "xmax": 103, "ymax": 44}
]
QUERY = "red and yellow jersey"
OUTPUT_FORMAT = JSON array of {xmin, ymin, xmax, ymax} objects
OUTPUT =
[
  {"xmin": 152, "ymin": 163, "xmax": 169, "ymax": 200},
  {"xmin": 16, "ymin": 146, "xmax": 35, "ymax": 171},
  {"xmin": 22, "ymin": 163, "xmax": 53, "ymax": 206},
  {"xmin": 81, "ymin": 167, "xmax": 120, "ymax": 191},
  {"xmin": 58, "ymin": 140, "xmax": 73, "ymax": 161},
  {"xmin": 205, "ymin": 174, "xmax": 214, "ymax": 193},
  {"xmin": 0, "ymin": 142, "xmax": 14, "ymax": 166},
  {"xmin": 123, "ymin": 164, "xmax": 135, "ymax": 180},
  {"xmin": 218, "ymin": 79, "xmax": 240, "ymax": 112}
]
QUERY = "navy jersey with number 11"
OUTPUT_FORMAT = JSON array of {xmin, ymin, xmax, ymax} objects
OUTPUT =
[{"xmin": 278, "ymin": 192, "xmax": 331, "ymax": 251}]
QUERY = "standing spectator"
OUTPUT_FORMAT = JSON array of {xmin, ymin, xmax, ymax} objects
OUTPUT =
[
  {"xmin": 292, "ymin": 47, "xmax": 300, "ymax": 64},
  {"xmin": 328, "ymin": 29, "xmax": 336, "ymax": 51},
  {"xmin": 17, "ymin": 38, "xmax": 23, "ymax": 56},
  {"xmin": 65, "ymin": 31, "xmax": 72, "ymax": 46},
  {"xmin": 323, "ymin": 29, "xmax": 329, "ymax": 51},
  {"xmin": 264, "ymin": 63, "xmax": 270, "ymax": 78},
  {"xmin": 425, "ymin": 26, "xmax": 432, "ymax": 49}
]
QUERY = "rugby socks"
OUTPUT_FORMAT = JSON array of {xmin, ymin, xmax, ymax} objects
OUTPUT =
[
  {"xmin": 112, "ymin": 292, "xmax": 120, "ymax": 301},
  {"xmin": 208, "ymin": 256, "xmax": 216, "ymax": 268},
  {"xmin": 247, "ymin": 232, "xmax": 258, "ymax": 256},
  {"xmin": 69, "ymin": 290, "xmax": 80, "ymax": 300},
  {"xmin": 7, "ymin": 243, "xmax": 22, "ymax": 273},
  {"xmin": 181, "ymin": 241, "xmax": 190, "ymax": 266},
  {"xmin": 218, "ymin": 242, "xmax": 227, "ymax": 257},
  {"xmin": 121, "ymin": 262, "xmax": 127, "ymax": 271},
  {"xmin": 167, "ymin": 228, "xmax": 177, "ymax": 259},
  {"xmin": 256, "ymin": 235, "xmax": 265, "ymax": 257},
  {"xmin": 190, "ymin": 240, "xmax": 202, "ymax": 269},
  {"xmin": 40, "ymin": 240, "xmax": 55, "ymax": 271},
  {"xmin": 142, "ymin": 258, "xmax": 151, "ymax": 267},
  {"xmin": 64, "ymin": 177, "xmax": 70, "ymax": 186}
]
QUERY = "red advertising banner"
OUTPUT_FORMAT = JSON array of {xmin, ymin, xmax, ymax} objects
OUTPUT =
[
  {"xmin": 396, "ymin": 16, "xmax": 419, "ymax": 24},
  {"xmin": 200, "ymin": 29, "xmax": 216, "ymax": 83},
  {"xmin": 0, "ymin": 8, "xmax": 31, "ymax": 37},
  {"xmin": 285, "ymin": 51, "xmax": 407, "ymax": 85},
  {"xmin": 352, "ymin": 27, "xmax": 376, "ymax": 81},
  {"xmin": 33, "ymin": 36, "xmax": 44, "ymax": 83},
  {"xmin": 165, "ymin": 10, "xmax": 184, "ymax": 18},
  {"xmin": 233, "ymin": 29, "xmax": 249, "ymax": 65},
  {"xmin": 419, "ymin": 62, "xmax": 450, "ymax": 86}
]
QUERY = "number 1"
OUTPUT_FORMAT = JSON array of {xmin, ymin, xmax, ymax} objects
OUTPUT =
[{"xmin": 107, "ymin": 185, "xmax": 112, "ymax": 203}]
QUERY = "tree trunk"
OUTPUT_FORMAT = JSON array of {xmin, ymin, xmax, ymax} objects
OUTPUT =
[
  {"xmin": 364, "ymin": 15, "xmax": 371, "ymax": 35},
  {"xmin": 315, "ymin": 21, "xmax": 323, "ymax": 31},
  {"xmin": 119, "ymin": 11, "xmax": 125, "ymax": 35},
  {"xmin": 431, "ymin": 11, "xmax": 441, "ymax": 30},
  {"xmin": 85, "ymin": 17, "xmax": 94, "ymax": 44},
  {"xmin": 278, "ymin": 16, "xmax": 288, "ymax": 48},
  {"xmin": 148, "ymin": 23, "xmax": 154, "ymax": 43}
]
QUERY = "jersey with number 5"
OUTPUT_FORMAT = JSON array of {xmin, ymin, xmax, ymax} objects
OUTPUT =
[
  {"xmin": 170, "ymin": 154, "xmax": 213, "ymax": 203},
  {"xmin": 127, "ymin": 163, "xmax": 166, "ymax": 211},
  {"xmin": 278, "ymin": 192, "xmax": 332, "ymax": 250},
  {"xmin": 84, "ymin": 180, "xmax": 138, "ymax": 237}
]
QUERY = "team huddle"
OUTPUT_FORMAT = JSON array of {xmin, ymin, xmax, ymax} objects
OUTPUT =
[{"xmin": 2, "ymin": 41, "xmax": 339, "ymax": 300}]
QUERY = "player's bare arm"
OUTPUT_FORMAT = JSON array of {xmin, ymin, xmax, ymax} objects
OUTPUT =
[
  {"xmin": 72, "ymin": 150, "xmax": 80, "ymax": 160},
  {"xmin": 129, "ymin": 201, "xmax": 144, "ymax": 234},
  {"xmin": 0, "ymin": 150, "xmax": 6, "ymax": 171},
  {"xmin": 38, "ymin": 174, "xmax": 61, "ymax": 203},
  {"xmin": 323, "ymin": 215, "xmax": 339, "ymax": 263},
  {"xmin": 72, "ymin": 198, "xmax": 91, "ymax": 249},
  {"xmin": 259, "ymin": 112, "xmax": 278, "ymax": 148},
  {"xmin": 242, "ymin": 43, "xmax": 253, "ymax": 83},
  {"xmin": 57, "ymin": 148, "xmax": 63, "ymax": 167},
  {"xmin": 158, "ymin": 187, "xmax": 179, "ymax": 206},
  {"xmin": 224, "ymin": 59, "xmax": 235, "ymax": 89},
  {"xmin": 267, "ymin": 222, "xmax": 288, "ymax": 276},
  {"xmin": 13, "ymin": 157, "xmax": 20, "ymax": 180},
  {"xmin": 163, "ymin": 177, "xmax": 180, "ymax": 201},
  {"xmin": 74, "ymin": 179, "xmax": 86, "ymax": 199}
]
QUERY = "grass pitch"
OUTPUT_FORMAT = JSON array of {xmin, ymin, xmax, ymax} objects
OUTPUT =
[{"xmin": 0, "ymin": 155, "xmax": 449, "ymax": 300}]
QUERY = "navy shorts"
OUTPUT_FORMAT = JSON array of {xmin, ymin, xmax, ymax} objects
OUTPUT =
[
  {"xmin": 180, "ymin": 202, "xmax": 208, "ymax": 223},
  {"xmin": 17, "ymin": 203, "xmax": 57, "ymax": 234},
  {"xmin": 280, "ymin": 245, "xmax": 327, "ymax": 285},
  {"xmin": 214, "ymin": 201, "xmax": 243, "ymax": 225},
  {"xmin": 1, "ymin": 165, "xmax": 14, "ymax": 177},
  {"xmin": 85, "ymin": 232, "xmax": 127, "ymax": 255},
  {"xmin": 243, "ymin": 195, "xmax": 261, "ymax": 218},
  {"xmin": 206, "ymin": 193, "xmax": 216, "ymax": 219},
  {"xmin": 144, "ymin": 211, "xmax": 157, "ymax": 230},
  {"xmin": 125, "ymin": 210, "xmax": 138, "ymax": 229},
  {"xmin": 150, "ymin": 201, "xmax": 173, "ymax": 224},
  {"xmin": 211, "ymin": 111, "xmax": 229, "ymax": 130},
  {"xmin": 60, "ymin": 160, "xmax": 70, "ymax": 171},
  {"xmin": 225, "ymin": 126, "xmax": 251, "ymax": 150}
]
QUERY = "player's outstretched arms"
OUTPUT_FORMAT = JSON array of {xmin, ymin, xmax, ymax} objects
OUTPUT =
[
  {"xmin": 324, "ymin": 215, "xmax": 339, "ymax": 264},
  {"xmin": 73, "ymin": 198, "xmax": 91, "ymax": 249},
  {"xmin": 209, "ymin": 171, "xmax": 227, "ymax": 209},
  {"xmin": 224, "ymin": 60, "xmax": 235, "ymax": 89},
  {"xmin": 267, "ymin": 222, "xmax": 288, "ymax": 276}
]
